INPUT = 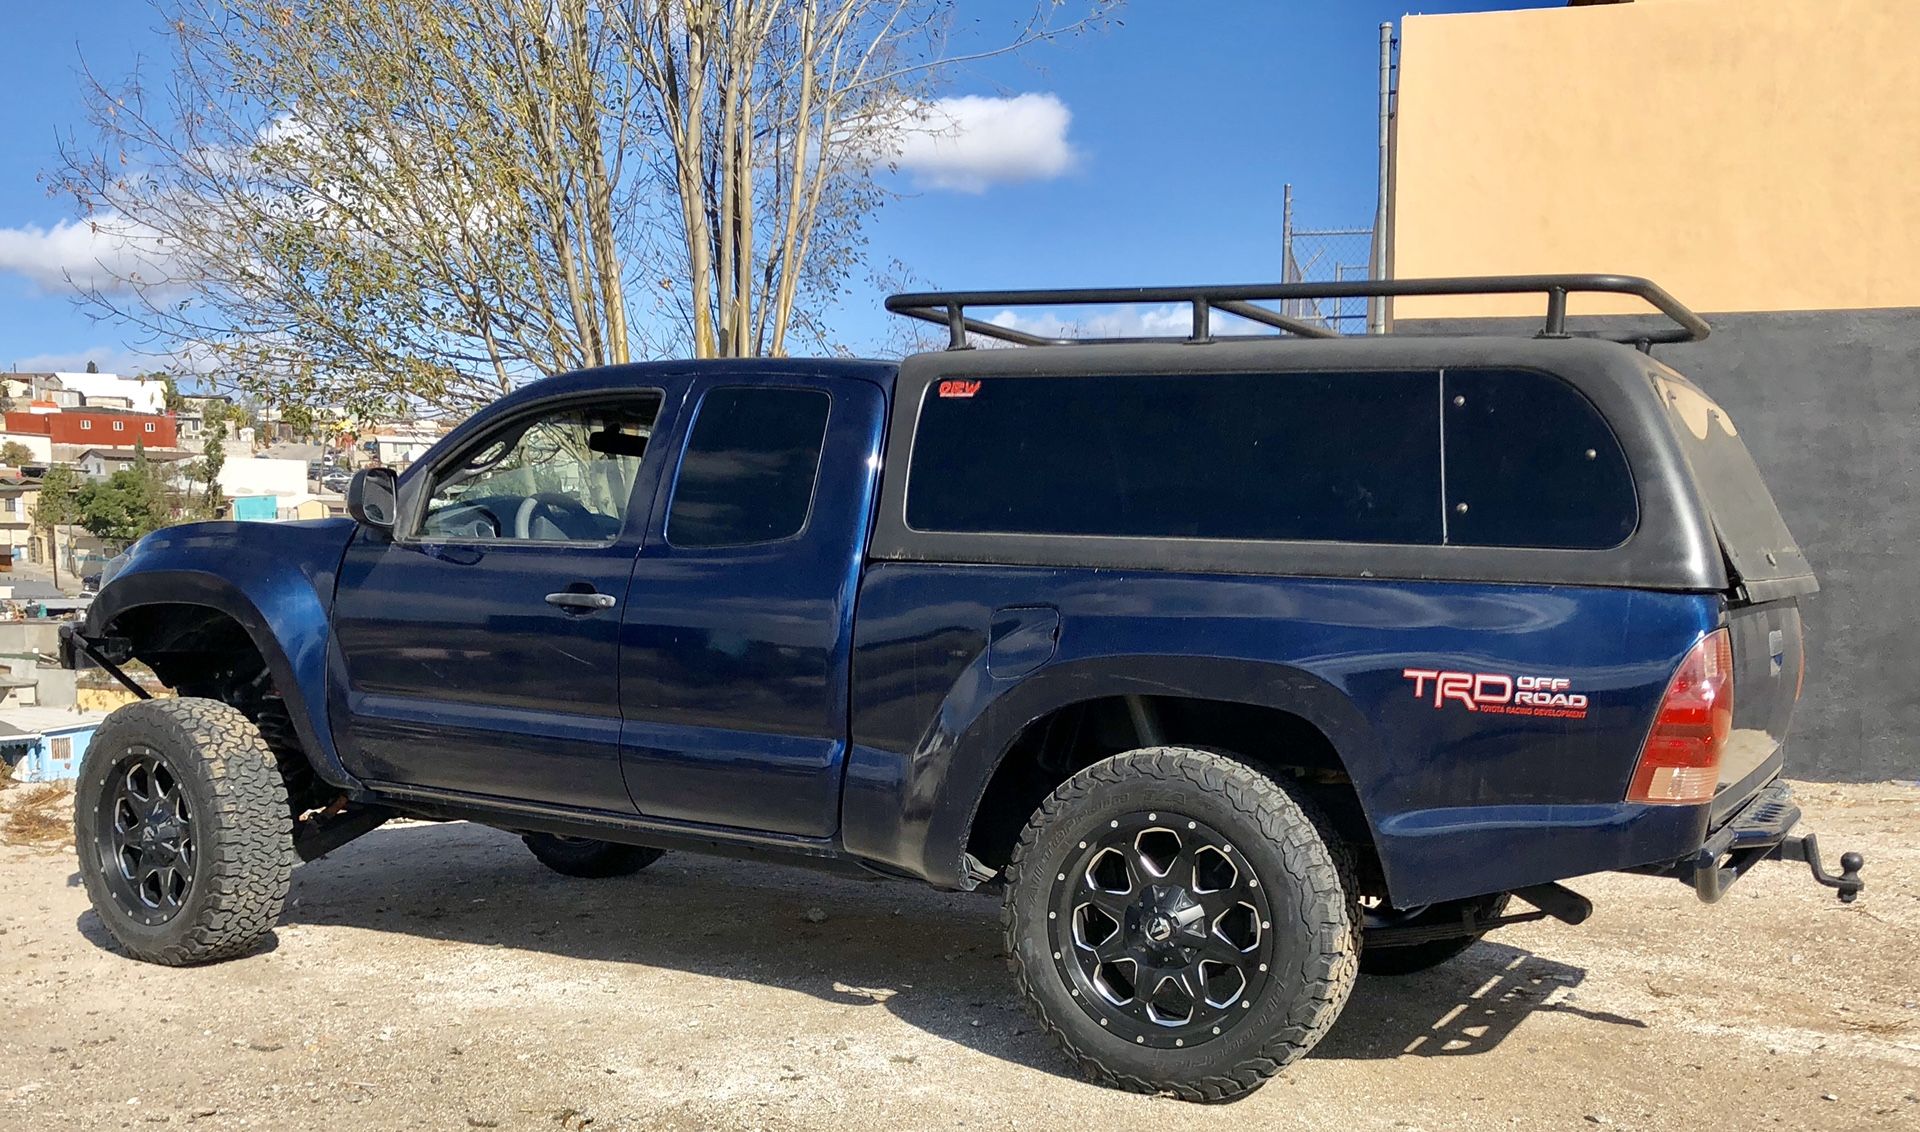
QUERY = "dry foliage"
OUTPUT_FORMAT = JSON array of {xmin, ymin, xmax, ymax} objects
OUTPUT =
[
  {"xmin": 51, "ymin": 0, "xmax": 1113, "ymax": 418},
  {"xmin": 1, "ymin": 782, "xmax": 75, "ymax": 849}
]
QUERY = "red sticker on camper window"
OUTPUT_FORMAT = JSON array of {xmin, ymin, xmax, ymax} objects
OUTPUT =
[{"xmin": 938, "ymin": 380, "xmax": 981, "ymax": 399}]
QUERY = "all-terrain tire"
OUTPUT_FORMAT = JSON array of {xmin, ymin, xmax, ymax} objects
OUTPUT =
[
  {"xmin": 522, "ymin": 833, "xmax": 664, "ymax": 878},
  {"xmin": 74, "ymin": 698, "xmax": 295, "ymax": 966},
  {"xmin": 1359, "ymin": 893, "xmax": 1511, "ymax": 976},
  {"xmin": 1003, "ymin": 747, "xmax": 1360, "ymax": 1103}
]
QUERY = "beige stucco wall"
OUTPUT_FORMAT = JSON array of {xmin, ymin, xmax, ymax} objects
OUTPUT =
[{"xmin": 1391, "ymin": 0, "xmax": 1920, "ymax": 318}]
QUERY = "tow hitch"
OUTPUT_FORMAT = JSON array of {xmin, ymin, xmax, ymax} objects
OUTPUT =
[
  {"xmin": 1771, "ymin": 833, "xmax": 1866, "ymax": 904},
  {"xmin": 1678, "ymin": 781, "xmax": 1866, "ymax": 904}
]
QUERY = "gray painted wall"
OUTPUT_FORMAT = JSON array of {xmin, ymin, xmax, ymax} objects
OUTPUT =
[{"xmin": 1406, "ymin": 309, "xmax": 1918, "ymax": 781}]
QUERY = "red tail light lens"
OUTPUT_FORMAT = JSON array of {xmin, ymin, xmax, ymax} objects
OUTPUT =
[{"xmin": 1628, "ymin": 629, "xmax": 1734, "ymax": 805}]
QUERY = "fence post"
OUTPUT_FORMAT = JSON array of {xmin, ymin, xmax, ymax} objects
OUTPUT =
[
  {"xmin": 1281, "ymin": 183, "xmax": 1295, "ymax": 318},
  {"xmin": 1371, "ymin": 21, "xmax": 1394, "ymax": 335}
]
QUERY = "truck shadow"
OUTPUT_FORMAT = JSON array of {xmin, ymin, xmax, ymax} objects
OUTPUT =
[
  {"xmin": 1316, "ymin": 943, "xmax": 1645, "ymax": 1060},
  {"xmin": 81, "ymin": 821, "xmax": 1643, "ymax": 1075}
]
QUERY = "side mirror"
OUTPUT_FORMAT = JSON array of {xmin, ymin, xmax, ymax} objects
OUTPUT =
[{"xmin": 347, "ymin": 468, "xmax": 399, "ymax": 532}]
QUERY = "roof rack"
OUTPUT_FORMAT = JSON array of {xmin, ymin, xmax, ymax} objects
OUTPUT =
[{"xmin": 884, "ymin": 273, "xmax": 1709, "ymax": 352}]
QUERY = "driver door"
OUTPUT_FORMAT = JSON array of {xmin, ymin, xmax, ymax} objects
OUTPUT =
[{"xmin": 330, "ymin": 391, "xmax": 668, "ymax": 812}]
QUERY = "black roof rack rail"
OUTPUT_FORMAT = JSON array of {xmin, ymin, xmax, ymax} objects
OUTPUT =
[{"xmin": 884, "ymin": 273, "xmax": 1709, "ymax": 352}]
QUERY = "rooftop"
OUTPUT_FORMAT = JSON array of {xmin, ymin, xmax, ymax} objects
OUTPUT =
[
  {"xmin": 72, "ymin": 447, "xmax": 195, "ymax": 463},
  {"xmin": 0, "ymin": 705, "xmax": 109, "ymax": 735}
]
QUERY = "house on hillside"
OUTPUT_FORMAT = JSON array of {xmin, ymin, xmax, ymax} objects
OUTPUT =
[
  {"xmin": 72, "ymin": 447, "xmax": 195, "ymax": 481},
  {"xmin": 51, "ymin": 371, "xmax": 168, "ymax": 415},
  {"xmin": 0, "ymin": 475, "xmax": 40, "ymax": 569},
  {"xmin": 4, "ymin": 407, "xmax": 178, "ymax": 447},
  {"xmin": 0, "ymin": 707, "xmax": 106, "ymax": 783},
  {"xmin": 361, "ymin": 420, "xmax": 444, "ymax": 468}
]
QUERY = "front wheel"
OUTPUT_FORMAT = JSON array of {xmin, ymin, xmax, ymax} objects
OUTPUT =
[
  {"xmin": 74, "ymin": 698, "xmax": 296, "ymax": 966},
  {"xmin": 1003, "ymin": 747, "xmax": 1359, "ymax": 1103}
]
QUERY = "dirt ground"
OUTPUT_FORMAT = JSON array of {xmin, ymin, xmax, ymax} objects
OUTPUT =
[{"xmin": 1, "ymin": 780, "xmax": 1914, "ymax": 1132}]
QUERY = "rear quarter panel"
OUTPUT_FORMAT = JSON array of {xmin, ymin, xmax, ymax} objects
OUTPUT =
[{"xmin": 844, "ymin": 565, "xmax": 1722, "ymax": 905}]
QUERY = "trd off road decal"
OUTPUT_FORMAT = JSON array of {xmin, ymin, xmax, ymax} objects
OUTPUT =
[
  {"xmin": 937, "ymin": 379, "xmax": 981, "ymax": 398},
  {"xmin": 1402, "ymin": 669, "xmax": 1590, "ymax": 720}
]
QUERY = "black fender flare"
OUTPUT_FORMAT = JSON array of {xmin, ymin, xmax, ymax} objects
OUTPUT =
[
  {"xmin": 83, "ymin": 569, "xmax": 359, "ymax": 793},
  {"xmin": 908, "ymin": 654, "xmax": 1387, "ymax": 889}
]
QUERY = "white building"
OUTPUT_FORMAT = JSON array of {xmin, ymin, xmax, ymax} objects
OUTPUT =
[
  {"xmin": 0, "ymin": 432, "xmax": 53, "ymax": 464},
  {"xmin": 53, "ymin": 371, "xmax": 168, "ymax": 415},
  {"xmin": 216, "ymin": 455, "xmax": 307, "ymax": 499},
  {"xmin": 362, "ymin": 420, "xmax": 444, "ymax": 467}
]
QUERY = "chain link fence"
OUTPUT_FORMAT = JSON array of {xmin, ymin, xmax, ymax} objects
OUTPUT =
[{"xmin": 1279, "ymin": 185, "xmax": 1378, "ymax": 334}]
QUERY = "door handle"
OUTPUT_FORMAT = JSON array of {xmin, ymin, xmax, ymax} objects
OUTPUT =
[{"xmin": 544, "ymin": 590, "xmax": 617, "ymax": 612}]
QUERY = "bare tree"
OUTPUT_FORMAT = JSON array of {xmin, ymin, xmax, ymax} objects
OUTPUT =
[
  {"xmin": 623, "ymin": 0, "xmax": 1111, "ymax": 358},
  {"xmin": 51, "ymin": 0, "xmax": 1111, "ymax": 417},
  {"xmin": 53, "ymin": 0, "xmax": 661, "ymax": 418}
]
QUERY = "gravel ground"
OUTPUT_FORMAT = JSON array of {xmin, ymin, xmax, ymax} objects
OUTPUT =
[{"xmin": 1, "ymin": 780, "xmax": 1915, "ymax": 1131}]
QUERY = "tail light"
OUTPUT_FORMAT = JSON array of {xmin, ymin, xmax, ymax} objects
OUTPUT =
[{"xmin": 1627, "ymin": 629, "xmax": 1734, "ymax": 805}]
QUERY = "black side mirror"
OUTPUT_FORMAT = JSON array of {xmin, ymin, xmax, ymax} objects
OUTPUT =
[{"xmin": 347, "ymin": 468, "xmax": 399, "ymax": 532}]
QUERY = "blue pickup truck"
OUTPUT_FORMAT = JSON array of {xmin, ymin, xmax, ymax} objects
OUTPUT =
[{"xmin": 63, "ymin": 277, "xmax": 1862, "ymax": 1101}]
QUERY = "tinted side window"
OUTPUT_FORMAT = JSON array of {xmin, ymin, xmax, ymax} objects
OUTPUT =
[
  {"xmin": 907, "ymin": 371, "xmax": 1443, "ymax": 544},
  {"xmin": 1444, "ymin": 368, "xmax": 1636, "ymax": 548},
  {"xmin": 668, "ymin": 387, "xmax": 831, "ymax": 548}
]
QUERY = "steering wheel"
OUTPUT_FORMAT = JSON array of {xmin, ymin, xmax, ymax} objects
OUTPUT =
[{"xmin": 513, "ymin": 493, "xmax": 597, "ymax": 540}]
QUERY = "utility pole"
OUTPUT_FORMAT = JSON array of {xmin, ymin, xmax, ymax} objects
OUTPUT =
[{"xmin": 1371, "ymin": 21, "xmax": 1395, "ymax": 335}]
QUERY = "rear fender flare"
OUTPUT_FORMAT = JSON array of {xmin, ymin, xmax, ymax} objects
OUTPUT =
[{"xmin": 915, "ymin": 654, "xmax": 1386, "ymax": 888}]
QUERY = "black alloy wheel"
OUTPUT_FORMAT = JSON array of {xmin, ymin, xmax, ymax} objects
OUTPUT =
[
  {"xmin": 1005, "ymin": 747, "xmax": 1359, "ymax": 1102},
  {"xmin": 75, "ymin": 698, "xmax": 295, "ymax": 966},
  {"xmin": 93, "ymin": 748, "xmax": 197, "ymax": 926},
  {"xmin": 1049, "ymin": 811, "xmax": 1273, "ymax": 1049}
]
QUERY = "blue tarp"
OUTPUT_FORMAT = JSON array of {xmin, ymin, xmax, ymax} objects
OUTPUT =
[{"xmin": 231, "ymin": 495, "xmax": 278, "ymax": 522}]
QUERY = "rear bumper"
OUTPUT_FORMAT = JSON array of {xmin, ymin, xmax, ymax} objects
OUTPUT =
[{"xmin": 1665, "ymin": 780, "xmax": 1865, "ymax": 903}]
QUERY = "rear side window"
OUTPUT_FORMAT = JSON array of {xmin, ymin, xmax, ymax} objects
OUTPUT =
[
  {"xmin": 906, "ymin": 371, "xmax": 1443, "ymax": 544},
  {"xmin": 1443, "ymin": 368, "xmax": 1637, "ymax": 549},
  {"xmin": 668, "ymin": 387, "xmax": 830, "ymax": 548}
]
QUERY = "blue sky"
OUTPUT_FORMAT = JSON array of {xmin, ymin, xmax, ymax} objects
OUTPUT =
[{"xmin": 0, "ymin": 0, "xmax": 1560, "ymax": 375}]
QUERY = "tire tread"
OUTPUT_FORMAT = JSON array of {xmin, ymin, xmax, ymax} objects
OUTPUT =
[
  {"xmin": 1002, "ymin": 747, "xmax": 1359, "ymax": 1102},
  {"xmin": 77, "ymin": 698, "xmax": 295, "ymax": 966}
]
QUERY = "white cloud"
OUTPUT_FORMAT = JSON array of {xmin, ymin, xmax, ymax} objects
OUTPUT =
[
  {"xmin": 889, "ymin": 93, "xmax": 1078, "ymax": 193},
  {"xmin": 0, "ymin": 213, "xmax": 170, "ymax": 295}
]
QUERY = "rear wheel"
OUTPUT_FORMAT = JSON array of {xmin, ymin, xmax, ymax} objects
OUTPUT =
[
  {"xmin": 1359, "ymin": 893, "xmax": 1510, "ymax": 976},
  {"xmin": 1004, "ymin": 747, "xmax": 1359, "ymax": 1102},
  {"xmin": 74, "ymin": 698, "xmax": 295, "ymax": 966},
  {"xmin": 522, "ymin": 833, "xmax": 663, "ymax": 878}
]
